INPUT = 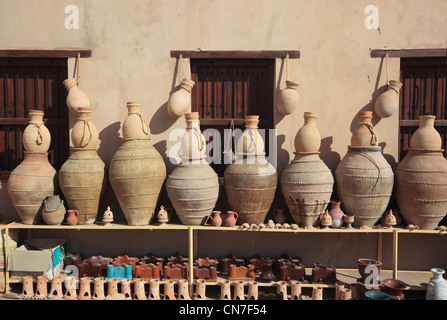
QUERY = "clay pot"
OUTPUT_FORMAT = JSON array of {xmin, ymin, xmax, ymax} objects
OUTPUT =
[
  {"xmin": 122, "ymin": 101, "xmax": 150, "ymax": 140},
  {"xmin": 71, "ymin": 107, "xmax": 99, "ymax": 149},
  {"xmin": 276, "ymin": 80, "xmax": 299, "ymax": 115},
  {"xmin": 109, "ymin": 139, "xmax": 166, "ymax": 226},
  {"xmin": 247, "ymin": 282, "xmax": 258, "ymax": 300},
  {"xmin": 381, "ymin": 278, "xmax": 408, "ymax": 300},
  {"xmin": 277, "ymin": 281, "xmax": 288, "ymax": 300},
  {"xmin": 41, "ymin": 195, "xmax": 66, "ymax": 225},
  {"xmin": 157, "ymin": 206, "xmax": 172, "ymax": 225},
  {"xmin": 410, "ymin": 115, "xmax": 441, "ymax": 150},
  {"xmin": 395, "ymin": 149, "xmax": 447, "ymax": 230},
  {"xmin": 381, "ymin": 209, "xmax": 397, "ymax": 228},
  {"xmin": 320, "ymin": 210, "xmax": 332, "ymax": 229},
  {"xmin": 294, "ymin": 112, "xmax": 321, "ymax": 153},
  {"xmin": 194, "ymin": 279, "xmax": 207, "ymax": 300},
  {"xmin": 35, "ymin": 276, "xmax": 48, "ymax": 299},
  {"xmin": 210, "ymin": 211, "xmax": 223, "ymax": 227},
  {"xmin": 59, "ymin": 148, "xmax": 106, "ymax": 224},
  {"xmin": 63, "ymin": 78, "xmax": 90, "ymax": 116},
  {"xmin": 102, "ymin": 206, "xmax": 114, "ymax": 225},
  {"xmin": 273, "ymin": 209, "xmax": 286, "ymax": 224},
  {"xmin": 63, "ymin": 277, "xmax": 78, "ymax": 300},
  {"xmin": 107, "ymin": 278, "xmax": 119, "ymax": 297},
  {"xmin": 290, "ymin": 281, "xmax": 302, "ymax": 300},
  {"xmin": 356, "ymin": 278, "xmax": 381, "ymax": 300},
  {"xmin": 340, "ymin": 288, "xmax": 352, "ymax": 300},
  {"xmin": 335, "ymin": 281, "xmax": 345, "ymax": 300},
  {"xmin": 66, "ymin": 209, "xmax": 79, "ymax": 226},
  {"xmin": 163, "ymin": 280, "xmax": 177, "ymax": 300},
  {"xmin": 357, "ymin": 258, "xmax": 383, "ymax": 280},
  {"xmin": 312, "ymin": 286, "xmax": 323, "ymax": 300},
  {"xmin": 329, "ymin": 201, "xmax": 344, "ymax": 229},
  {"xmin": 167, "ymin": 78, "xmax": 195, "ymax": 118},
  {"xmin": 335, "ymin": 146, "xmax": 393, "ymax": 228},
  {"xmin": 180, "ymin": 112, "xmax": 207, "ymax": 161},
  {"xmin": 92, "ymin": 277, "xmax": 106, "ymax": 300},
  {"xmin": 233, "ymin": 281, "xmax": 245, "ymax": 300},
  {"xmin": 21, "ymin": 276, "xmax": 34, "ymax": 298},
  {"xmin": 374, "ymin": 80, "xmax": 402, "ymax": 118},
  {"xmin": 178, "ymin": 279, "xmax": 191, "ymax": 300},
  {"xmin": 23, "ymin": 110, "xmax": 51, "ymax": 153},
  {"xmin": 148, "ymin": 279, "xmax": 161, "ymax": 300},
  {"xmin": 350, "ymin": 111, "xmax": 378, "ymax": 147},
  {"xmin": 426, "ymin": 268, "xmax": 447, "ymax": 300},
  {"xmin": 225, "ymin": 116, "xmax": 277, "ymax": 225},
  {"xmin": 120, "ymin": 279, "xmax": 132, "ymax": 300},
  {"xmin": 133, "ymin": 278, "xmax": 147, "ymax": 300},
  {"xmin": 220, "ymin": 280, "xmax": 232, "ymax": 300},
  {"xmin": 7, "ymin": 152, "xmax": 57, "ymax": 225},
  {"xmin": 224, "ymin": 211, "xmax": 238, "ymax": 227},
  {"xmin": 48, "ymin": 276, "xmax": 64, "ymax": 299},
  {"xmin": 380, "ymin": 209, "xmax": 402, "ymax": 227},
  {"xmin": 78, "ymin": 277, "xmax": 92, "ymax": 300}
]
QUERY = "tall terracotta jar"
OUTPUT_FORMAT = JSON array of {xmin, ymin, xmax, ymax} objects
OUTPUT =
[
  {"xmin": 350, "ymin": 111, "xmax": 378, "ymax": 147},
  {"xmin": 276, "ymin": 80, "xmax": 299, "ymax": 115},
  {"xmin": 224, "ymin": 115, "xmax": 277, "ymax": 225},
  {"xmin": 374, "ymin": 80, "xmax": 402, "ymax": 118},
  {"xmin": 395, "ymin": 116, "xmax": 447, "ymax": 229},
  {"xmin": 7, "ymin": 152, "xmax": 57, "ymax": 224},
  {"xmin": 23, "ymin": 110, "xmax": 51, "ymax": 153},
  {"xmin": 63, "ymin": 78, "xmax": 90, "ymax": 116},
  {"xmin": 166, "ymin": 112, "xmax": 219, "ymax": 225},
  {"xmin": 281, "ymin": 112, "xmax": 334, "ymax": 228},
  {"xmin": 109, "ymin": 102, "xmax": 166, "ymax": 226},
  {"xmin": 59, "ymin": 148, "xmax": 106, "ymax": 224},
  {"xmin": 167, "ymin": 78, "xmax": 195, "ymax": 118},
  {"xmin": 335, "ymin": 113, "xmax": 393, "ymax": 228},
  {"xmin": 71, "ymin": 107, "xmax": 99, "ymax": 149},
  {"xmin": 410, "ymin": 115, "xmax": 442, "ymax": 150}
]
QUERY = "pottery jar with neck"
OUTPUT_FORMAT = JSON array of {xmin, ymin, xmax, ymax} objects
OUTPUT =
[
  {"xmin": 167, "ymin": 78, "xmax": 195, "ymax": 118},
  {"xmin": 23, "ymin": 110, "xmax": 51, "ymax": 153},
  {"xmin": 71, "ymin": 107, "xmax": 99, "ymax": 149},
  {"xmin": 122, "ymin": 101, "xmax": 150, "ymax": 140},
  {"xmin": 63, "ymin": 78, "xmax": 90, "ymax": 116},
  {"xmin": 180, "ymin": 112, "xmax": 207, "ymax": 162},
  {"xmin": 410, "ymin": 115, "xmax": 442, "ymax": 150},
  {"xmin": 375, "ymin": 80, "xmax": 402, "ymax": 118},
  {"xmin": 276, "ymin": 80, "xmax": 299, "ymax": 115},
  {"xmin": 350, "ymin": 111, "xmax": 378, "ymax": 147}
]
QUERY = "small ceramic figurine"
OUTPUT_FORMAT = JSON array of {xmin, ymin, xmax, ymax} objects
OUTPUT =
[
  {"xmin": 157, "ymin": 205, "xmax": 172, "ymax": 225},
  {"xmin": 102, "ymin": 206, "xmax": 114, "ymax": 226},
  {"xmin": 382, "ymin": 209, "xmax": 397, "ymax": 228},
  {"xmin": 320, "ymin": 210, "xmax": 332, "ymax": 229}
]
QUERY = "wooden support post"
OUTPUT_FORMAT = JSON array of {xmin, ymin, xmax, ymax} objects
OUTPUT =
[
  {"xmin": 392, "ymin": 229, "xmax": 399, "ymax": 279},
  {"xmin": 4, "ymin": 226, "xmax": 10, "ymax": 294},
  {"xmin": 377, "ymin": 232, "xmax": 383, "ymax": 262},
  {"xmin": 188, "ymin": 227, "xmax": 194, "ymax": 296}
]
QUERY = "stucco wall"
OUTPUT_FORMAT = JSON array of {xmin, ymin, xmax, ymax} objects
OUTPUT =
[{"xmin": 1, "ymin": 0, "xmax": 446, "ymax": 224}]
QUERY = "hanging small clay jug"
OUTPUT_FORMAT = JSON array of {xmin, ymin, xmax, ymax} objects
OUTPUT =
[
  {"xmin": 375, "ymin": 80, "xmax": 402, "ymax": 118},
  {"xmin": 63, "ymin": 78, "xmax": 90, "ymax": 116},
  {"xmin": 66, "ymin": 209, "xmax": 79, "ymax": 226},
  {"xmin": 178, "ymin": 279, "xmax": 191, "ymax": 300},
  {"xmin": 224, "ymin": 211, "xmax": 238, "ymax": 227},
  {"xmin": 63, "ymin": 276, "xmax": 78, "ymax": 300},
  {"xmin": 233, "ymin": 281, "xmax": 245, "ymax": 300},
  {"xmin": 290, "ymin": 281, "xmax": 302, "ymax": 300},
  {"xmin": 122, "ymin": 101, "xmax": 150, "ymax": 140},
  {"xmin": 294, "ymin": 112, "xmax": 321, "ymax": 153},
  {"xmin": 120, "ymin": 279, "xmax": 132, "ymax": 300},
  {"xmin": 148, "ymin": 279, "xmax": 161, "ymax": 300},
  {"xmin": 21, "ymin": 276, "xmax": 34, "ymax": 298},
  {"xmin": 78, "ymin": 277, "xmax": 92, "ymax": 300},
  {"xmin": 23, "ymin": 110, "xmax": 51, "ymax": 153},
  {"xmin": 277, "ymin": 281, "xmax": 288, "ymax": 300},
  {"xmin": 410, "ymin": 115, "xmax": 442, "ymax": 150},
  {"xmin": 157, "ymin": 205, "xmax": 172, "ymax": 225},
  {"xmin": 163, "ymin": 280, "xmax": 177, "ymax": 300},
  {"xmin": 167, "ymin": 78, "xmax": 195, "ymax": 118},
  {"xmin": 320, "ymin": 210, "xmax": 332, "ymax": 229},
  {"xmin": 194, "ymin": 279, "xmax": 207, "ymax": 300},
  {"xmin": 71, "ymin": 107, "xmax": 99, "ymax": 149},
  {"xmin": 276, "ymin": 80, "xmax": 299, "ymax": 115},
  {"xmin": 42, "ymin": 195, "xmax": 66, "ymax": 226},
  {"xmin": 426, "ymin": 268, "xmax": 447, "ymax": 300},
  {"xmin": 312, "ymin": 286, "xmax": 323, "ymax": 300},
  {"xmin": 133, "ymin": 278, "xmax": 147, "ymax": 300},
  {"xmin": 48, "ymin": 276, "xmax": 64, "ymax": 299},
  {"xmin": 350, "ymin": 111, "xmax": 378, "ymax": 147},
  {"xmin": 273, "ymin": 209, "xmax": 286, "ymax": 224},
  {"xmin": 92, "ymin": 277, "xmax": 106, "ymax": 300},
  {"xmin": 210, "ymin": 211, "xmax": 223, "ymax": 227},
  {"xmin": 329, "ymin": 201, "xmax": 344, "ymax": 229},
  {"xmin": 35, "ymin": 276, "xmax": 48, "ymax": 299},
  {"xmin": 220, "ymin": 280, "xmax": 232, "ymax": 300},
  {"xmin": 247, "ymin": 282, "xmax": 258, "ymax": 300}
]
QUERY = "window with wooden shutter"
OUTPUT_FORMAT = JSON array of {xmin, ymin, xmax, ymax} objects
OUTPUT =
[
  {"xmin": 190, "ymin": 58, "xmax": 275, "ymax": 176},
  {"xmin": 0, "ymin": 58, "xmax": 69, "ymax": 179}
]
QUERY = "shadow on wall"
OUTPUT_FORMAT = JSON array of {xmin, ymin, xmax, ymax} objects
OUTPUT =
[
  {"xmin": 274, "ymin": 57, "xmax": 286, "ymax": 126},
  {"xmin": 0, "ymin": 181, "xmax": 19, "ymax": 222},
  {"xmin": 97, "ymin": 121, "xmax": 121, "ymax": 170},
  {"xmin": 319, "ymin": 136, "xmax": 341, "ymax": 202}
]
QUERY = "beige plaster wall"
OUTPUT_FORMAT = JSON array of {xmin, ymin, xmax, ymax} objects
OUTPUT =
[{"xmin": 0, "ymin": 1, "xmax": 446, "ymax": 229}]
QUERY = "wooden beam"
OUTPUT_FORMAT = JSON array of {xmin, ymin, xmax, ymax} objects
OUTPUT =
[
  {"xmin": 170, "ymin": 50, "xmax": 300, "ymax": 59},
  {"xmin": 0, "ymin": 49, "xmax": 92, "ymax": 58},
  {"xmin": 370, "ymin": 48, "xmax": 447, "ymax": 58}
]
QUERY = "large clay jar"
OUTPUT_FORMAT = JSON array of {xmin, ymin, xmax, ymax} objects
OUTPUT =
[
  {"xmin": 374, "ymin": 80, "xmax": 402, "ymax": 118},
  {"xmin": 426, "ymin": 268, "xmax": 447, "ymax": 300},
  {"xmin": 410, "ymin": 115, "xmax": 442, "ymax": 150},
  {"xmin": 7, "ymin": 152, "xmax": 57, "ymax": 224},
  {"xmin": 23, "ymin": 110, "xmax": 51, "ymax": 153},
  {"xmin": 281, "ymin": 112, "xmax": 334, "ymax": 228},
  {"xmin": 166, "ymin": 112, "xmax": 219, "ymax": 225},
  {"xmin": 395, "ymin": 118, "xmax": 447, "ymax": 229},
  {"xmin": 109, "ymin": 102, "xmax": 166, "ymax": 226},
  {"xmin": 276, "ymin": 80, "xmax": 299, "ymax": 115},
  {"xmin": 350, "ymin": 111, "xmax": 378, "ymax": 147},
  {"xmin": 225, "ymin": 115, "xmax": 277, "ymax": 225},
  {"xmin": 122, "ymin": 101, "xmax": 150, "ymax": 140},
  {"xmin": 63, "ymin": 78, "xmax": 90, "ymax": 116},
  {"xmin": 59, "ymin": 148, "xmax": 106, "ymax": 224},
  {"xmin": 71, "ymin": 107, "xmax": 99, "ymax": 149},
  {"xmin": 167, "ymin": 78, "xmax": 195, "ymax": 118}
]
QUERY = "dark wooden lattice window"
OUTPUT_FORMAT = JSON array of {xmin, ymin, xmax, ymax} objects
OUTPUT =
[
  {"xmin": 190, "ymin": 58, "xmax": 275, "ymax": 176},
  {"xmin": 399, "ymin": 57, "xmax": 447, "ymax": 160},
  {"xmin": 0, "ymin": 58, "xmax": 69, "ymax": 178}
]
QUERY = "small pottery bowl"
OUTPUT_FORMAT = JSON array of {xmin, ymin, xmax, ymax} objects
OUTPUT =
[
  {"xmin": 381, "ymin": 278, "xmax": 408, "ymax": 300},
  {"xmin": 356, "ymin": 258, "xmax": 383, "ymax": 279},
  {"xmin": 365, "ymin": 290, "xmax": 391, "ymax": 300}
]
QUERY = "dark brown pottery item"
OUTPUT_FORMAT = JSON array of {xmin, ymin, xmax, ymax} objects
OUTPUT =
[
  {"xmin": 381, "ymin": 278, "xmax": 408, "ymax": 300},
  {"xmin": 357, "ymin": 258, "xmax": 383, "ymax": 280}
]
